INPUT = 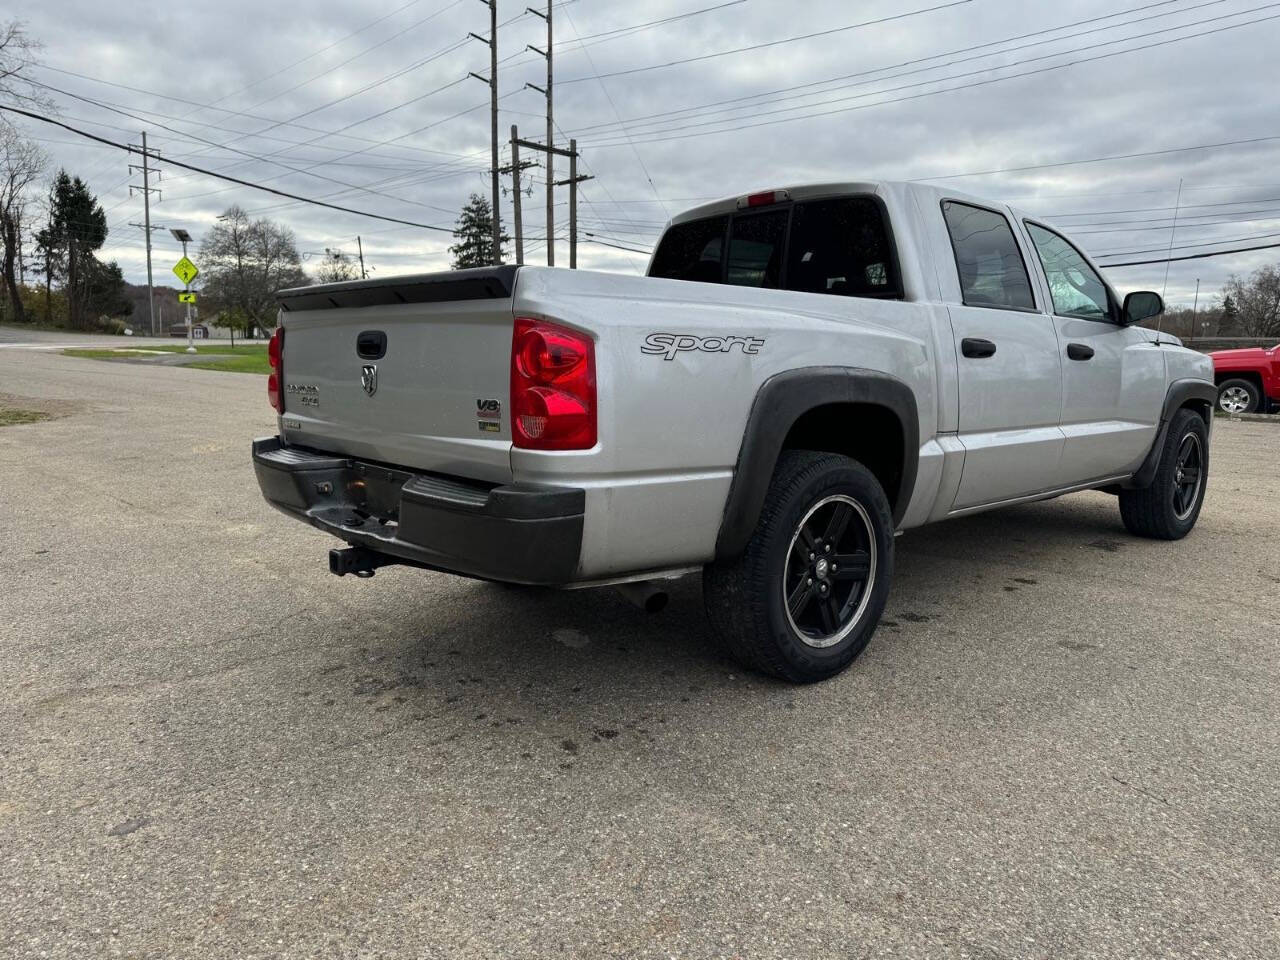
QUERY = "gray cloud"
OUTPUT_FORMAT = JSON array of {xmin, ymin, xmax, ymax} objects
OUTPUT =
[{"xmin": 13, "ymin": 0, "xmax": 1280, "ymax": 307}]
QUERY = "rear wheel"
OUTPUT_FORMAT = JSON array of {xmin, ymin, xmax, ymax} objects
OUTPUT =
[
  {"xmin": 1216, "ymin": 378, "xmax": 1260, "ymax": 414},
  {"xmin": 1118, "ymin": 408, "xmax": 1208, "ymax": 540},
  {"xmin": 703, "ymin": 451, "xmax": 893, "ymax": 683}
]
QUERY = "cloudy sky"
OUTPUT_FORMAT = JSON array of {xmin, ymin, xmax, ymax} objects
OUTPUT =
[{"xmin": 9, "ymin": 0, "xmax": 1280, "ymax": 308}]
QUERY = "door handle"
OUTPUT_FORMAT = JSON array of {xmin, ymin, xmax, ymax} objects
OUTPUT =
[
  {"xmin": 1066, "ymin": 343, "xmax": 1095, "ymax": 361},
  {"xmin": 356, "ymin": 330, "xmax": 387, "ymax": 360},
  {"xmin": 961, "ymin": 337, "xmax": 997, "ymax": 359}
]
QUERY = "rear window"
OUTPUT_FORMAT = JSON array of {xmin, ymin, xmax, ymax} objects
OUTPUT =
[
  {"xmin": 727, "ymin": 210, "xmax": 788, "ymax": 288},
  {"xmin": 649, "ymin": 195, "xmax": 902, "ymax": 300},
  {"xmin": 647, "ymin": 215, "xmax": 726, "ymax": 283}
]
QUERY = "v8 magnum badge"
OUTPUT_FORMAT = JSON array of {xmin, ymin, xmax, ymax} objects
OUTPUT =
[
  {"xmin": 477, "ymin": 398, "xmax": 501, "ymax": 433},
  {"xmin": 642, "ymin": 332, "xmax": 765, "ymax": 361}
]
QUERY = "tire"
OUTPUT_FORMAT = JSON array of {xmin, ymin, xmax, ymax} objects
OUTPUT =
[
  {"xmin": 702, "ymin": 450, "xmax": 894, "ymax": 683},
  {"xmin": 1216, "ymin": 378, "xmax": 1260, "ymax": 415},
  {"xmin": 1118, "ymin": 408, "xmax": 1209, "ymax": 540}
]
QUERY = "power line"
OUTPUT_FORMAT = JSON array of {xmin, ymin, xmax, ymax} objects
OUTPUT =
[
  {"xmin": 25, "ymin": 62, "xmax": 484, "ymax": 164},
  {"xmin": 0, "ymin": 103, "xmax": 454, "ymax": 232},
  {"xmin": 559, "ymin": 3, "xmax": 668, "ymax": 219},
  {"xmin": 559, "ymin": 0, "xmax": 976, "ymax": 85},
  {"xmin": 586, "ymin": 5, "xmax": 1280, "ymax": 147},
  {"xmin": 555, "ymin": 0, "xmax": 746, "ymax": 48},
  {"xmin": 1098, "ymin": 241, "xmax": 1280, "ymax": 267},
  {"xmin": 583, "ymin": 234, "xmax": 652, "ymax": 255},
  {"xmin": 1089, "ymin": 229, "xmax": 1280, "ymax": 258},
  {"xmin": 230, "ymin": 0, "xmax": 468, "ymax": 118},
  {"xmin": 28, "ymin": 79, "xmax": 464, "ymax": 215},
  {"xmin": 197, "ymin": 0, "xmax": 433, "ymax": 109},
  {"xmin": 567, "ymin": 0, "xmax": 1203, "ymax": 137},
  {"xmin": 1045, "ymin": 195, "xmax": 1280, "ymax": 218},
  {"xmin": 1071, "ymin": 211, "xmax": 1280, "ymax": 235}
]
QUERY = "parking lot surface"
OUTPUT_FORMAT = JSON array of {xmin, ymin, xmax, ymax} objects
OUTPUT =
[{"xmin": 2, "ymin": 349, "xmax": 1278, "ymax": 959}]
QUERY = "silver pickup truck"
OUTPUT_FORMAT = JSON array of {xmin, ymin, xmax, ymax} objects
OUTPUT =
[{"xmin": 253, "ymin": 180, "xmax": 1215, "ymax": 683}]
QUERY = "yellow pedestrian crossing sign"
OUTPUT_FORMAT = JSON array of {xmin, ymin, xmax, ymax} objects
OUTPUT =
[
  {"xmin": 178, "ymin": 291, "xmax": 197, "ymax": 304},
  {"xmin": 172, "ymin": 256, "xmax": 199, "ymax": 285}
]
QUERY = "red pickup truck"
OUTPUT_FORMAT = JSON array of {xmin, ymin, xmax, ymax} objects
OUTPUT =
[{"xmin": 1211, "ymin": 344, "xmax": 1279, "ymax": 414}]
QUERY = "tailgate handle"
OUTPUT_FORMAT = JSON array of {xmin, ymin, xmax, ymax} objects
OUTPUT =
[{"xmin": 356, "ymin": 330, "xmax": 387, "ymax": 360}]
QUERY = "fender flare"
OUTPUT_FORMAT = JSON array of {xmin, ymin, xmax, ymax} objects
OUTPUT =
[
  {"xmin": 1124, "ymin": 378, "xmax": 1217, "ymax": 489},
  {"xmin": 714, "ymin": 367, "xmax": 919, "ymax": 560}
]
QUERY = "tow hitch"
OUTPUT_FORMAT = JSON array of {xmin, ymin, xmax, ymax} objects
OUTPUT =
[{"xmin": 329, "ymin": 546, "xmax": 399, "ymax": 578}]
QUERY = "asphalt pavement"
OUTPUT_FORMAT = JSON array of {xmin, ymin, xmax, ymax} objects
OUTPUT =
[{"xmin": 2, "ymin": 344, "xmax": 1277, "ymax": 959}]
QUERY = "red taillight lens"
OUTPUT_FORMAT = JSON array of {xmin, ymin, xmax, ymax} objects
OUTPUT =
[
  {"xmin": 267, "ymin": 371, "xmax": 281, "ymax": 413},
  {"xmin": 267, "ymin": 326, "xmax": 284, "ymax": 413},
  {"xmin": 511, "ymin": 317, "xmax": 595, "ymax": 450}
]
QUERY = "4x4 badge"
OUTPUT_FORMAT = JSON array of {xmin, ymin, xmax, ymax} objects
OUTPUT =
[{"xmin": 361, "ymin": 364, "xmax": 377, "ymax": 397}]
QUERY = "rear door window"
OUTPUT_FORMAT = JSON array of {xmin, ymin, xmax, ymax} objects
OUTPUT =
[
  {"xmin": 647, "ymin": 215, "xmax": 726, "ymax": 283},
  {"xmin": 941, "ymin": 200, "xmax": 1036, "ymax": 311},
  {"xmin": 786, "ymin": 197, "xmax": 900, "ymax": 298},
  {"xmin": 726, "ymin": 210, "xmax": 789, "ymax": 288}
]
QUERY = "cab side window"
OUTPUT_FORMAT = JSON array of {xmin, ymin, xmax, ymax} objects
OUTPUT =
[
  {"xmin": 1025, "ymin": 223, "xmax": 1112, "ymax": 321},
  {"xmin": 785, "ymin": 197, "xmax": 901, "ymax": 299},
  {"xmin": 941, "ymin": 201, "xmax": 1036, "ymax": 311}
]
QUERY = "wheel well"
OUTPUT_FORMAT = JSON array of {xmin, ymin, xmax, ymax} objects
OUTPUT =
[
  {"xmin": 1181, "ymin": 399, "xmax": 1213, "ymax": 426},
  {"xmin": 1215, "ymin": 370, "xmax": 1263, "ymax": 393},
  {"xmin": 780, "ymin": 403, "xmax": 905, "ymax": 515}
]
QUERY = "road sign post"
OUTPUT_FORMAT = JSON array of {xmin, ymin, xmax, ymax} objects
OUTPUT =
[{"xmin": 170, "ymin": 232, "xmax": 198, "ymax": 354}]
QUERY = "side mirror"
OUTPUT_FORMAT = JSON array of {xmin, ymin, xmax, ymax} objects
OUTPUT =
[{"xmin": 1123, "ymin": 290, "xmax": 1164, "ymax": 325}]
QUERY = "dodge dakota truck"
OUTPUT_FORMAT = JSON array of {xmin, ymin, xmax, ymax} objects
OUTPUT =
[{"xmin": 253, "ymin": 180, "xmax": 1215, "ymax": 683}]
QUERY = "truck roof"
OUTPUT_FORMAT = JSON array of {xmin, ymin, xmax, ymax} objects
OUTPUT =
[{"xmin": 666, "ymin": 180, "xmax": 1032, "ymax": 228}]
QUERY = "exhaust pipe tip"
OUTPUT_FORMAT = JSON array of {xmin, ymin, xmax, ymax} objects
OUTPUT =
[{"xmin": 616, "ymin": 580, "xmax": 669, "ymax": 613}]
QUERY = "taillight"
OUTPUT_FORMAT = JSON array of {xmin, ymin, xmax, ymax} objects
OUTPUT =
[
  {"xmin": 267, "ymin": 326, "xmax": 284, "ymax": 413},
  {"xmin": 511, "ymin": 317, "xmax": 595, "ymax": 450}
]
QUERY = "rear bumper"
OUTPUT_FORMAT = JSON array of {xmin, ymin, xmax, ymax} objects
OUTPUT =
[{"xmin": 252, "ymin": 436, "xmax": 584, "ymax": 585}]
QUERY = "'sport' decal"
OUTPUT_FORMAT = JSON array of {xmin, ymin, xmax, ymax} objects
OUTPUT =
[{"xmin": 642, "ymin": 333, "xmax": 765, "ymax": 361}]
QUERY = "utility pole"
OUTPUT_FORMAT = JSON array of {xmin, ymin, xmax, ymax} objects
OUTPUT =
[
  {"xmin": 501, "ymin": 125, "xmax": 537, "ymax": 264},
  {"xmin": 550, "ymin": 138, "xmax": 588, "ymax": 268},
  {"xmin": 1192, "ymin": 277, "xmax": 1202, "ymax": 339},
  {"xmin": 128, "ymin": 131, "xmax": 162, "ymax": 336},
  {"xmin": 516, "ymin": 136, "xmax": 592, "ymax": 268},
  {"xmin": 526, "ymin": 1, "xmax": 553, "ymax": 265},
  {"xmin": 468, "ymin": 0, "xmax": 501, "ymax": 264},
  {"xmin": 357, "ymin": 235, "xmax": 367, "ymax": 279}
]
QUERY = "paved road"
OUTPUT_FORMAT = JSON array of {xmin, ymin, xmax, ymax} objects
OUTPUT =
[
  {"xmin": 2, "ymin": 351, "xmax": 1277, "ymax": 959},
  {"xmin": 0, "ymin": 323, "xmax": 260, "ymax": 350}
]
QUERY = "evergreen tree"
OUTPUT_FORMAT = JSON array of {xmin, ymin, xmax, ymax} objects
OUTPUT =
[
  {"xmin": 449, "ymin": 193, "xmax": 508, "ymax": 268},
  {"xmin": 1219, "ymin": 293, "xmax": 1241, "ymax": 337},
  {"xmin": 38, "ymin": 170, "xmax": 106, "ymax": 328}
]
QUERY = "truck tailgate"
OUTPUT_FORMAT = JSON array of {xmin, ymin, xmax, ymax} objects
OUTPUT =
[{"xmin": 276, "ymin": 268, "xmax": 518, "ymax": 483}]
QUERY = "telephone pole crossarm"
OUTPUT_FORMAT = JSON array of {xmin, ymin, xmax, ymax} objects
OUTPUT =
[{"xmin": 513, "ymin": 138, "xmax": 574, "ymax": 159}]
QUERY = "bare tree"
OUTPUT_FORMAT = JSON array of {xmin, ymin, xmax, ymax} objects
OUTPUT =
[
  {"xmin": 1222, "ymin": 266, "xmax": 1280, "ymax": 338},
  {"xmin": 0, "ymin": 124, "xmax": 46, "ymax": 322},
  {"xmin": 200, "ymin": 205, "xmax": 307, "ymax": 337},
  {"xmin": 0, "ymin": 20, "xmax": 53, "ymax": 112},
  {"xmin": 315, "ymin": 247, "xmax": 358, "ymax": 283}
]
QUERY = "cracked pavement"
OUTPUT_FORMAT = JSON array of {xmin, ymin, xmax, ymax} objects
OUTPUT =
[{"xmin": 2, "ymin": 345, "xmax": 1278, "ymax": 959}]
